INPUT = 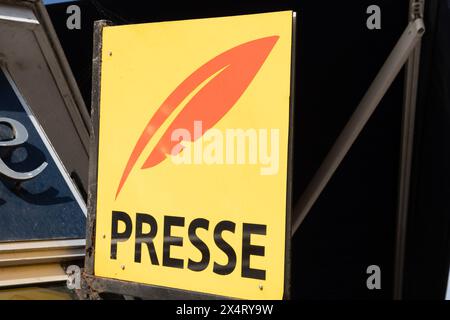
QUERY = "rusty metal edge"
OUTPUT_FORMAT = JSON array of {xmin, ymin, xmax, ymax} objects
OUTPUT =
[
  {"xmin": 282, "ymin": 11, "xmax": 296, "ymax": 301},
  {"xmin": 83, "ymin": 274, "xmax": 229, "ymax": 300},
  {"xmin": 82, "ymin": 20, "xmax": 111, "ymax": 298}
]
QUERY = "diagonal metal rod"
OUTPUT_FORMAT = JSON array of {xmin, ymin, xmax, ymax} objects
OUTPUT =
[
  {"xmin": 292, "ymin": 18, "xmax": 425, "ymax": 236},
  {"xmin": 393, "ymin": 0, "xmax": 425, "ymax": 300},
  {"xmin": 393, "ymin": 42, "xmax": 422, "ymax": 300}
]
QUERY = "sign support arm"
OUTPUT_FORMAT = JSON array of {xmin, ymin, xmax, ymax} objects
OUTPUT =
[
  {"xmin": 393, "ymin": 0, "xmax": 425, "ymax": 300},
  {"xmin": 292, "ymin": 18, "xmax": 425, "ymax": 236}
]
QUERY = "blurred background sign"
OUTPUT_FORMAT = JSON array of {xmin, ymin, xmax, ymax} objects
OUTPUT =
[
  {"xmin": 0, "ymin": 0, "xmax": 89, "ymax": 289},
  {"xmin": 0, "ymin": 68, "xmax": 86, "ymax": 243}
]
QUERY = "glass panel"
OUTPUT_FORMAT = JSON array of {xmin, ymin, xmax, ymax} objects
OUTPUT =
[{"xmin": 0, "ymin": 69, "xmax": 85, "ymax": 242}]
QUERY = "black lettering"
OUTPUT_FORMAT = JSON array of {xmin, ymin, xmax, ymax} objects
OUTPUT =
[
  {"xmin": 213, "ymin": 221, "xmax": 236, "ymax": 275},
  {"xmin": 134, "ymin": 213, "xmax": 159, "ymax": 265},
  {"xmin": 242, "ymin": 223, "xmax": 266, "ymax": 280},
  {"xmin": 163, "ymin": 216, "xmax": 184, "ymax": 269},
  {"xmin": 188, "ymin": 218, "xmax": 210, "ymax": 272},
  {"xmin": 110, "ymin": 211, "xmax": 132, "ymax": 260}
]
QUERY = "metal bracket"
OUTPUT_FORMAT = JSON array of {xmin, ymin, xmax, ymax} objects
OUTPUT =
[
  {"xmin": 410, "ymin": 0, "xmax": 425, "ymax": 20},
  {"xmin": 77, "ymin": 272, "xmax": 102, "ymax": 300}
]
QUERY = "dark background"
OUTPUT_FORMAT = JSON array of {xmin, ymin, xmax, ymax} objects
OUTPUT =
[{"xmin": 45, "ymin": 0, "xmax": 449, "ymax": 299}]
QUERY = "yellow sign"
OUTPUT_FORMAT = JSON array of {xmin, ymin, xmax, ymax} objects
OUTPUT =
[{"xmin": 94, "ymin": 11, "xmax": 294, "ymax": 300}]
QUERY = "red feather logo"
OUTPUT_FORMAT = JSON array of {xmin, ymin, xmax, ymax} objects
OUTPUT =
[{"xmin": 115, "ymin": 35, "xmax": 279, "ymax": 199}]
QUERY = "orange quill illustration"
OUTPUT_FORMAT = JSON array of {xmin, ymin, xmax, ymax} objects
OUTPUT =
[{"xmin": 115, "ymin": 35, "xmax": 279, "ymax": 199}]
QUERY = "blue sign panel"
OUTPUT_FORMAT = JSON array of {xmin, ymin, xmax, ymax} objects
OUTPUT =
[{"xmin": 0, "ymin": 68, "xmax": 85, "ymax": 242}]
